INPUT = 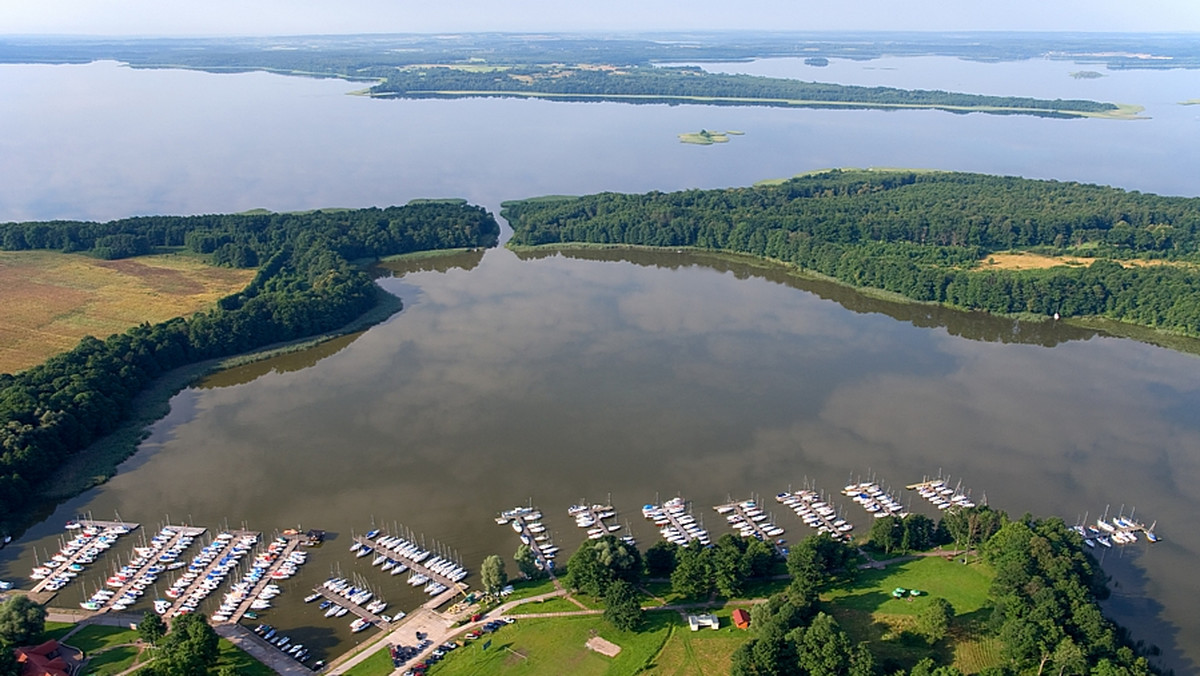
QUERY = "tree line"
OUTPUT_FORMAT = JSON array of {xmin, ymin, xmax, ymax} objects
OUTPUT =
[
  {"xmin": 371, "ymin": 66, "xmax": 1118, "ymax": 117},
  {"xmin": 0, "ymin": 203, "xmax": 498, "ymax": 531},
  {"xmin": 503, "ymin": 170, "xmax": 1200, "ymax": 335}
]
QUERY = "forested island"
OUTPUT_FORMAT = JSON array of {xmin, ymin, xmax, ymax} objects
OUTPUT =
[
  {"xmin": 370, "ymin": 65, "xmax": 1130, "ymax": 119},
  {"xmin": 503, "ymin": 170, "xmax": 1200, "ymax": 336},
  {"xmin": 0, "ymin": 202, "xmax": 498, "ymax": 532}
]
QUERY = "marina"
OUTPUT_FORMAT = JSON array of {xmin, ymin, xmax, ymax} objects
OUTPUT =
[
  {"xmin": 497, "ymin": 505, "xmax": 558, "ymax": 571},
  {"xmin": 642, "ymin": 497, "xmax": 710, "ymax": 547},
  {"xmin": 906, "ymin": 476, "xmax": 977, "ymax": 511},
  {"xmin": 29, "ymin": 519, "xmax": 139, "ymax": 595},
  {"xmin": 352, "ymin": 532, "xmax": 469, "ymax": 596},
  {"xmin": 162, "ymin": 530, "xmax": 259, "ymax": 618},
  {"xmin": 568, "ymin": 500, "xmax": 635, "ymax": 546},
  {"xmin": 310, "ymin": 576, "xmax": 390, "ymax": 631},
  {"xmin": 217, "ymin": 534, "xmax": 307, "ymax": 624},
  {"xmin": 713, "ymin": 498, "xmax": 785, "ymax": 547},
  {"xmin": 89, "ymin": 525, "xmax": 205, "ymax": 613},
  {"xmin": 843, "ymin": 480, "xmax": 909, "ymax": 519},
  {"xmin": 1076, "ymin": 507, "xmax": 1161, "ymax": 549},
  {"xmin": 776, "ymin": 489, "xmax": 854, "ymax": 541}
]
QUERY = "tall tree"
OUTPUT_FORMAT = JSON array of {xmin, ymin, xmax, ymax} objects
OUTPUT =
[
  {"xmin": 0, "ymin": 595, "xmax": 45, "ymax": 646},
  {"xmin": 480, "ymin": 554, "xmax": 508, "ymax": 596},
  {"xmin": 602, "ymin": 579, "xmax": 643, "ymax": 631},
  {"xmin": 915, "ymin": 597, "xmax": 954, "ymax": 645},
  {"xmin": 137, "ymin": 611, "xmax": 167, "ymax": 646},
  {"xmin": 514, "ymin": 544, "xmax": 542, "ymax": 580}
]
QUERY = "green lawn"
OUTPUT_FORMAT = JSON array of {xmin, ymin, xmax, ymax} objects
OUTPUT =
[
  {"xmin": 508, "ymin": 596, "xmax": 586, "ymax": 615},
  {"xmin": 216, "ymin": 638, "xmax": 275, "ymax": 676},
  {"xmin": 824, "ymin": 557, "xmax": 992, "ymax": 617},
  {"xmin": 41, "ymin": 621, "xmax": 76, "ymax": 641},
  {"xmin": 503, "ymin": 578, "xmax": 559, "ymax": 602},
  {"xmin": 641, "ymin": 609, "xmax": 752, "ymax": 676},
  {"xmin": 343, "ymin": 647, "xmax": 396, "ymax": 676},
  {"xmin": 66, "ymin": 625, "xmax": 140, "ymax": 654},
  {"xmin": 80, "ymin": 645, "xmax": 144, "ymax": 676},
  {"xmin": 430, "ymin": 612, "xmax": 672, "ymax": 676}
]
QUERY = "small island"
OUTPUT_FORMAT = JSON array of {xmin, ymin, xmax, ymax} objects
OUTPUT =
[
  {"xmin": 804, "ymin": 56, "xmax": 830, "ymax": 67},
  {"xmin": 679, "ymin": 129, "xmax": 744, "ymax": 145},
  {"xmin": 1181, "ymin": 98, "xmax": 1200, "ymax": 105},
  {"xmin": 1070, "ymin": 70, "xmax": 1105, "ymax": 79}
]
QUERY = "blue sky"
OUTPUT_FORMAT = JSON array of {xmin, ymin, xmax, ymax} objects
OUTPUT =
[{"xmin": 4, "ymin": 0, "xmax": 1199, "ymax": 35}]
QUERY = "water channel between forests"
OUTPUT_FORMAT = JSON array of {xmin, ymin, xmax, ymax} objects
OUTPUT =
[{"xmin": 1, "ymin": 54, "xmax": 1200, "ymax": 672}]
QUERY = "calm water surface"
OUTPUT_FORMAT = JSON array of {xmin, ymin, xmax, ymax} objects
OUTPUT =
[{"xmin": 1, "ymin": 55, "xmax": 1199, "ymax": 670}]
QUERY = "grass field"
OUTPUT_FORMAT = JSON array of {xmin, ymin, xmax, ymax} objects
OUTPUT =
[
  {"xmin": 640, "ymin": 609, "xmax": 750, "ymax": 676},
  {"xmin": 41, "ymin": 621, "xmax": 76, "ymax": 641},
  {"xmin": 66, "ymin": 625, "xmax": 140, "ymax": 653},
  {"xmin": 0, "ymin": 250, "xmax": 254, "ymax": 373},
  {"xmin": 429, "ymin": 613, "xmax": 672, "ymax": 676},
  {"xmin": 217, "ymin": 637, "xmax": 276, "ymax": 675},
  {"xmin": 343, "ymin": 646, "xmax": 397, "ymax": 676},
  {"xmin": 508, "ymin": 596, "xmax": 586, "ymax": 614},
  {"xmin": 81, "ymin": 645, "xmax": 145, "ymax": 676}
]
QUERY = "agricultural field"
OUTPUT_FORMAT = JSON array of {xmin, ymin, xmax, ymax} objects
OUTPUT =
[{"xmin": 0, "ymin": 251, "xmax": 254, "ymax": 373}]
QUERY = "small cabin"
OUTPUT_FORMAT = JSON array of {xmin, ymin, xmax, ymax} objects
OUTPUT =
[
  {"xmin": 732, "ymin": 608, "xmax": 751, "ymax": 629},
  {"xmin": 687, "ymin": 613, "xmax": 720, "ymax": 631}
]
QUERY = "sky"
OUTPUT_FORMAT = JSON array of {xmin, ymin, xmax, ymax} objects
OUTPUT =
[{"xmin": 3, "ymin": 0, "xmax": 1200, "ymax": 36}]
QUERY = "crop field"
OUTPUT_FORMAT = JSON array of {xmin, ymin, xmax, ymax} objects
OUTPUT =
[{"xmin": 0, "ymin": 251, "xmax": 254, "ymax": 373}]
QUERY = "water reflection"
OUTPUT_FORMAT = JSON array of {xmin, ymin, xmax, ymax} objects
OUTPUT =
[
  {"xmin": 523, "ymin": 247, "xmax": 1103, "ymax": 348},
  {"xmin": 197, "ymin": 331, "xmax": 367, "ymax": 390},
  {"xmin": 374, "ymin": 248, "xmax": 486, "ymax": 277}
]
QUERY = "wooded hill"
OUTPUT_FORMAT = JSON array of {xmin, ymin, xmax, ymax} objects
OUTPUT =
[
  {"xmin": 502, "ymin": 170, "xmax": 1200, "ymax": 335},
  {"xmin": 371, "ymin": 65, "xmax": 1119, "ymax": 118},
  {"xmin": 0, "ymin": 202, "xmax": 498, "ymax": 529}
]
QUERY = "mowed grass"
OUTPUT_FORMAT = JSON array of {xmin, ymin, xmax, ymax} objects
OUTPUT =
[
  {"xmin": 216, "ymin": 637, "xmax": 276, "ymax": 676},
  {"xmin": 0, "ymin": 250, "xmax": 255, "ymax": 373},
  {"xmin": 343, "ymin": 646, "xmax": 396, "ymax": 676},
  {"xmin": 640, "ymin": 609, "xmax": 751, "ymax": 676},
  {"xmin": 508, "ymin": 596, "xmax": 585, "ymax": 615},
  {"xmin": 825, "ymin": 557, "xmax": 998, "ymax": 673},
  {"xmin": 41, "ymin": 621, "xmax": 76, "ymax": 641},
  {"xmin": 429, "ymin": 613, "xmax": 672, "ymax": 676},
  {"xmin": 81, "ymin": 645, "xmax": 145, "ymax": 676},
  {"xmin": 66, "ymin": 624, "xmax": 140, "ymax": 653}
]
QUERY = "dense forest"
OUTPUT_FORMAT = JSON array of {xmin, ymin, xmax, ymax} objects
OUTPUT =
[
  {"xmin": 371, "ymin": 65, "xmax": 1118, "ymax": 117},
  {"xmin": 2, "ymin": 32, "xmax": 1197, "ymax": 72},
  {"xmin": 503, "ymin": 170, "xmax": 1200, "ymax": 335},
  {"xmin": 0, "ymin": 202, "xmax": 498, "ymax": 530}
]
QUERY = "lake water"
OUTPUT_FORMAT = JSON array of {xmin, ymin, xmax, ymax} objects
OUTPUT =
[{"xmin": 1, "ymin": 54, "xmax": 1199, "ymax": 671}]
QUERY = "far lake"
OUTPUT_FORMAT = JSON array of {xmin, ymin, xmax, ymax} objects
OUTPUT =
[{"xmin": 1, "ymin": 54, "xmax": 1199, "ymax": 671}]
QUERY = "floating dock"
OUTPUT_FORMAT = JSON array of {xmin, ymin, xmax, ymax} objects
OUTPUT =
[
  {"xmin": 353, "ymin": 533, "xmax": 469, "ymax": 596},
  {"xmin": 714, "ymin": 498, "xmax": 784, "ymax": 546},
  {"xmin": 496, "ymin": 506, "xmax": 558, "ymax": 571},
  {"xmin": 643, "ymin": 496, "xmax": 710, "ymax": 547},
  {"xmin": 843, "ymin": 481, "xmax": 908, "ymax": 519},
  {"xmin": 93, "ymin": 525, "xmax": 205, "ymax": 613},
  {"xmin": 163, "ymin": 530, "xmax": 259, "ymax": 617},
  {"xmin": 776, "ymin": 489, "xmax": 853, "ymax": 541},
  {"xmin": 29, "ymin": 519, "xmax": 140, "ymax": 594},
  {"xmin": 222, "ymin": 534, "xmax": 305, "ymax": 624},
  {"xmin": 311, "ymin": 577, "xmax": 388, "ymax": 629},
  {"xmin": 569, "ymin": 501, "xmax": 634, "ymax": 545},
  {"xmin": 906, "ymin": 476, "xmax": 976, "ymax": 511},
  {"xmin": 1079, "ymin": 507, "xmax": 1161, "ymax": 549}
]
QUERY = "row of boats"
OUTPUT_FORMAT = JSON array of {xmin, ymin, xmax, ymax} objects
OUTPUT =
[
  {"xmin": 715, "ymin": 499, "xmax": 785, "ymax": 541},
  {"xmin": 252, "ymin": 623, "xmax": 323, "ymax": 669},
  {"xmin": 498, "ymin": 507, "xmax": 558, "ymax": 570},
  {"xmin": 80, "ymin": 526, "xmax": 198, "ymax": 611},
  {"xmin": 643, "ymin": 497, "xmax": 711, "ymax": 547},
  {"xmin": 776, "ymin": 490, "xmax": 855, "ymax": 541},
  {"xmin": 1074, "ymin": 512, "xmax": 1160, "ymax": 549},
  {"xmin": 352, "ymin": 532, "xmax": 469, "ymax": 585},
  {"xmin": 161, "ymin": 532, "xmax": 259, "ymax": 617},
  {"xmin": 210, "ymin": 538, "xmax": 308, "ymax": 622},
  {"xmin": 310, "ymin": 576, "xmax": 403, "ymax": 628},
  {"xmin": 30, "ymin": 522, "xmax": 135, "ymax": 592},
  {"xmin": 842, "ymin": 482, "xmax": 910, "ymax": 518},
  {"xmin": 909, "ymin": 479, "xmax": 976, "ymax": 510}
]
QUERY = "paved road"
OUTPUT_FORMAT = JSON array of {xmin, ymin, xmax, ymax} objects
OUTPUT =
[{"xmin": 216, "ymin": 623, "xmax": 314, "ymax": 676}]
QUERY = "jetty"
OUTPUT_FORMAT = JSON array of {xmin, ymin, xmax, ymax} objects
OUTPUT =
[
  {"xmin": 843, "ymin": 481, "xmax": 909, "ymax": 519},
  {"xmin": 1079, "ymin": 506, "xmax": 1161, "ymax": 548},
  {"xmin": 223, "ymin": 534, "xmax": 305, "ymax": 624},
  {"xmin": 906, "ymin": 475, "xmax": 976, "ymax": 511},
  {"xmin": 496, "ymin": 506, "xmax": 557, "ymax": 572},
  {"xmin": 642, "ymin": 496, "xmax": 710, "ymax": 547},
  {"xmin": 353, "ymin": 533, "xmax": 469, "ymax": 596},
  {"xmin": 94, "ymin": 525, "xmax": 205, "ymax": 613},
  {"xmin": 29, "ymin": 519, "xmax": 139, "ymax": 595},
  {"xmin": 713, "ymin": 498, "xmax": 784, "ymax": 547},
  {"xmin": 569, "ymin": 500, "xmax": 636, "ymax": 546},
  {"xmin": 312, "ymin": 577, "xmax": 389, "ymax": 629},
  {"xmin": 776, "ymin": 489, "xmax": 853, "ymax": 541},
  {"xmin": 163, "ymin": 530, "xmax": 259, "ymax": 617}
]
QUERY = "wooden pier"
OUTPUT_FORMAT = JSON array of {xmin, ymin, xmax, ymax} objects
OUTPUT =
[
  {"xmin": 713, "ymin": 498, "xmax": 784, "ymax": 547},
  {"xmin": 643, "ymin": 497, "xmax": 710, "ymax": 547},
  {"xmin": 776, "ymin": 489, "xmax": 853, "ymax": 541},
  {"xmin": 495, "ymin": 507, "xmax": 557, "ymax": 572},
  {"xmin": 224, "ymin": 534, "xmax": 303, "ymax": 624},
  {"xmin": 30, "ymin": 520, "xmax": 140, "ymax": 594},
  {"xmin": 569, "ymin": 502, "xmax": 627, "ymax": 542},
  {"xmin": 98, "ymin": 525, "xmax": 206, "ymax": 613},
  {"xmin": 165, "ymin": 530, "xmax": 259, "ymax": 617},
  {"xmin": 353, "ymin": 534, "xmax": 470, "ymax": 594},
  {"xmin": 310, "ymin": 582, "xmax": 387, "ymax": 629}
]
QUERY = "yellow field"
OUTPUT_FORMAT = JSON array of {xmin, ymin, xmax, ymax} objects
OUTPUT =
[
  {"xmin": 980, "ymin": 251, "xmax": 1184, "ymax": 271},
  {"xmin": 0, "ymin": 251, "xmax": 255, "ymax": 373}
]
